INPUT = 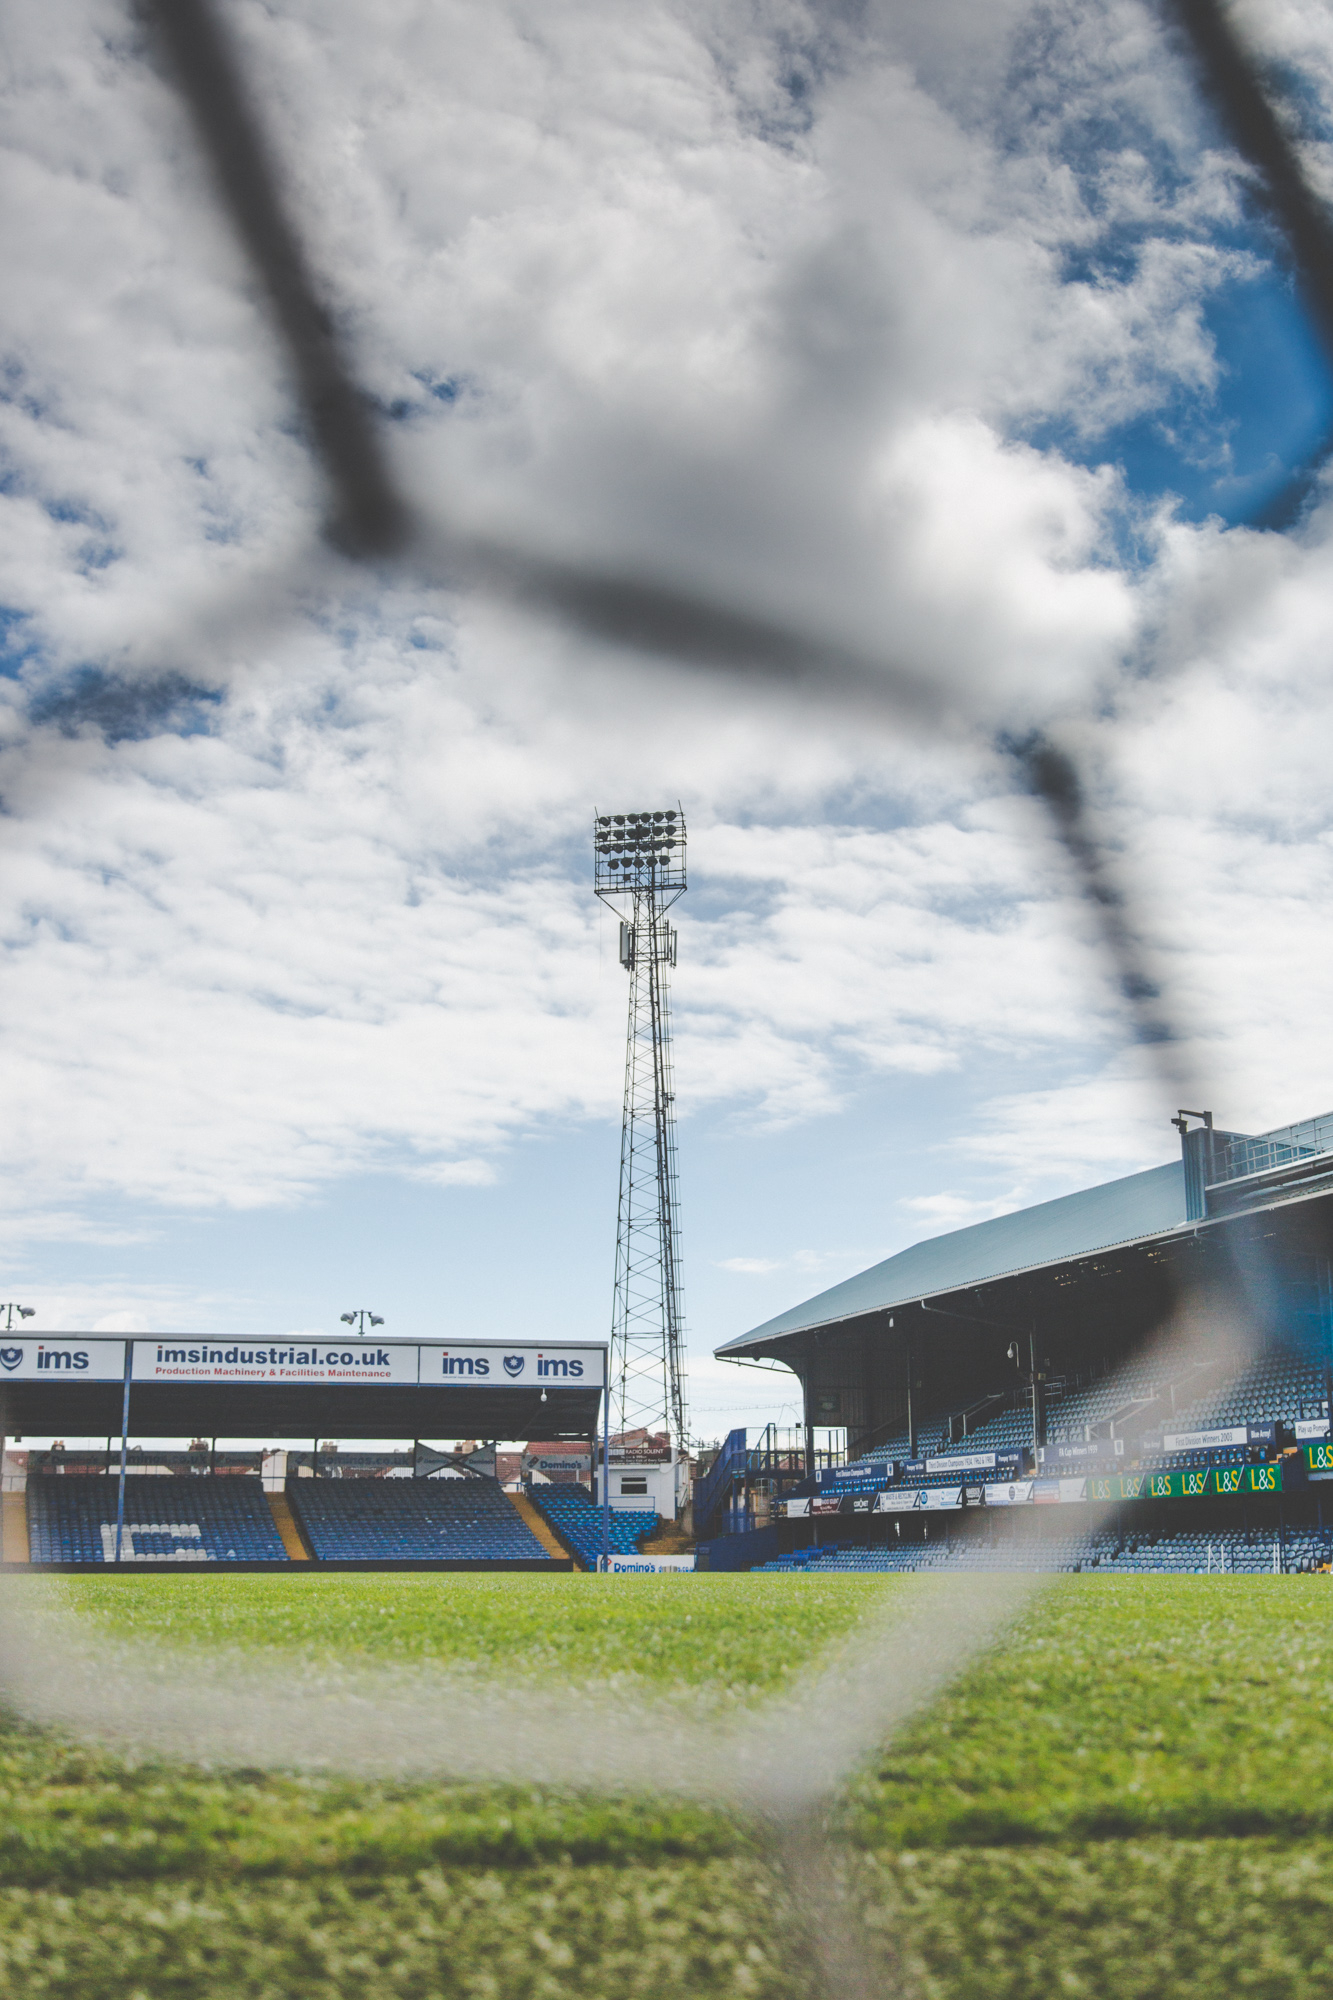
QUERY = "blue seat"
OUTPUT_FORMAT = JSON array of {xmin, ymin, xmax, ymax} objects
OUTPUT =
[
  {"xmin": 27, "ymin": 1475, "xmax": 288, "ymax": 1563},
  {"xmin": 285, "ymin": 1474, "xmax": 552, "ymax": 1563}
]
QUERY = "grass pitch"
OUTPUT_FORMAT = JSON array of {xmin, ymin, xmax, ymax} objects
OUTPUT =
[{"xmin": 1, "ymin": 1573, "xmax": 1332, "ymax": 1997}]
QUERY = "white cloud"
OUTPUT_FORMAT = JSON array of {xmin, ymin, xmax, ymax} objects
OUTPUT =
[
  {"xmin": 899, "ymin": 1190, "xmax": 1031, "ymax": 1233},
  {"xmin": 0, "ymin": 0, "xmax": 1331, "ymax": 1366}
]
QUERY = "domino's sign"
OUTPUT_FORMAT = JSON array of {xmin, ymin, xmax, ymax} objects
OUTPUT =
[
  {"xmin": 0, "ymin": 1341, "xmax": 126, "ymax": 1381},
  {"xmin": 601, "ymin": 1554, "xmax": 695, "ymax": 1573}
]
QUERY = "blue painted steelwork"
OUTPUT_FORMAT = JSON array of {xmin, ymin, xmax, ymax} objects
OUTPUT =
[
  {"xmin": 692, "ymin": 1424, "xmax": 817, "ymax": 1541},
  {"xmin": 113, "ymin": 1340, "xmax": 131, "ymax": 1565}
]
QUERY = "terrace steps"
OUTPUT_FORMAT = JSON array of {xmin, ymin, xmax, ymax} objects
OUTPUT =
[
  {"xmin": 509, "ymin": 1488, "xmax": 578, "ymax": 1565},
  {"xmin": 267, "ymin": 1492, "xmax": 311, "ymax": 1560},
  {"xmin": 2, "ymin": 1491, "xmax": 28, "ymax": 1563}
]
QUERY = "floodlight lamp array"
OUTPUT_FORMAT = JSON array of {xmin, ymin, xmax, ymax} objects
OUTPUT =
[{"xmin": 593, "ymin": 809, "xmax": 686, "ymax": 893}]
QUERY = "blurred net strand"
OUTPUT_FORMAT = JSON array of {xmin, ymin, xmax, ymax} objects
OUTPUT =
[
  {"xmin": 0, "ymin": 1566, "xmax": 1039, "ymax": 2000},
  {"xmin": 1008, "ymin": 731, "xmax": 1190, "ymax": 1070},
  {"xmin": 1166, "ymin": 0, "xmax": 1333, "ymax": 373},
  {"xmin": 6, "ymin": 0, "xmax": 1333, "ymax": 1989},
  {"xmin": 137, "ymin": 0, "xmax": 407, "ymax": 559},
  {"xmin": 136, "ymin": 0, "xmax": 951, "ymax": 731},
  {"xmin": 0, "ymin": 1570, "xmax": 1032, "ymax": 1810}
]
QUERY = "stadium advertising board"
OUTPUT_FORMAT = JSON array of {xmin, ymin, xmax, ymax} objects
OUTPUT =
[
  {"xmin": 983, "ymin": 1480, "xmax": 1034, "ymax": 1506},
  {"xmin": 1302, "ymin": 1440, "xmax": 1333, "ymax": 1475},
  {"xmin": 0, "ymin": 1339, "xmax": 126, "ymax": 1381},
  {"xmin": 1036, "ymin": 1440, "xmax": 1123, "ymax": 1467},
  {"xmin": 418, "ymin": 1344, "xmax": 605, "ymax": 1386},
  {"xmin": 1085, "ymin": 1465, "xmax": 1284, "ymax": 1503},
  {"xmin": 1161, "ymin": 1423, "xmax": 1277, "ymax": 1451},
  {"xmin": 874, "ymin": 1486, "xmax": 964, "ymax": 1512},
  {"xmin": 601, "ymin": 1554, "xmax": 695, "ymax": 1573},
  {"xmin": 1295, "ymin": 1419, "xmax": 1331, "ymax": 1441},
  {"xmin": 1161, "ymin": 1425, "xmax": 1248, "ymax": 1451},
  {"xmin": 925, "ymin": 1449, "xmax": 1013, "ymax": 1474},
  {"xmin": 1034, "ymin": 1477, "xmax": 1089, "ymax": 1504},
  {"xmin": 131, "ymin": 1340, "xmax": 605, "ymax": 1386},
  {"xmin": 136, "ymin": 1340, "xmax": 419, "ymax": 1384}
]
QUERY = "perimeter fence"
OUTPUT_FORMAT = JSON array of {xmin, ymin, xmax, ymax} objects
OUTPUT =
[{"xmin": 3, "ymin": 2, "xmax": 1333, "ymax": 1993}]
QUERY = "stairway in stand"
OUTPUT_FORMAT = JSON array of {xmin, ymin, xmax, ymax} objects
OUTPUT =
[
  {"xmin": 508, "ymin": 1489, "xmax": 580, "ymax": 1566},
  {"xmin": 2, "ymin": 1490, "xmax": 30, "ymax": 1562},
  {"xmin": 266, "ymin": 1491, "xmax": 311, "ymax": 1560}
]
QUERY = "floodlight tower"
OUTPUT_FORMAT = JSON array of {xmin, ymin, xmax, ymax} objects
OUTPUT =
[{"xmin": 594, "ymin": 808, "xmax": 689, "ymax": 1451}]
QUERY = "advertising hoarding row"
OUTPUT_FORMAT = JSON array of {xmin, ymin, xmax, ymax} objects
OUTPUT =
[
  {"xmin": 0, "ymin": 1339, "xmax": 605, "ymax": 1388},
  {"xmin": 783, "ymin": 1460, "xmax": 1291, "ymax": 1515}
]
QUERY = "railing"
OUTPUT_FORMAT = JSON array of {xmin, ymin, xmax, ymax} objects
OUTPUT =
[
  {"xmin": 692, "ymin": 1427, "xmax": 749, "ymax": 1538},
  {"xmin": 1212, "ymin": 1113, "xmax": 1333, "ymax": 1185},
  {"xmin": 693, "ymin": 1424, "xmax": 823, "ymax": 1538}
]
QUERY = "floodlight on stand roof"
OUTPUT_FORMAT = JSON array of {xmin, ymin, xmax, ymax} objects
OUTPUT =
[{"xmin": 340, "ymin": 1308, "xmax": 385, "ymax": 1336}]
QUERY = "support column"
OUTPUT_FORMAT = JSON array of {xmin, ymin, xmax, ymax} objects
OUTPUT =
[
  {"xmin": 113, "ymin": 1340, "xmax": 132, "ymax": 1564},
  {"xmin": 600, "ymin": 1380, "xmax": 611, "ymax": 1571}
]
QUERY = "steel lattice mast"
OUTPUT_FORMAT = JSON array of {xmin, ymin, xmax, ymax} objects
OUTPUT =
[{"xmin": 594, "ymin": 808, "xmax": 689, "ymax": 1450}]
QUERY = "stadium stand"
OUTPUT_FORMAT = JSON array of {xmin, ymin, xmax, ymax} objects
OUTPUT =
[
  {"xmin": 753, "ymin": 1520, "xmax": 1333, "ymax": 1574},
  {"xmin": 1153, "ymin": 1348, "xmax": 1329, "ymax": 1433},
  {"xmin": 27, "ymin": 1473, "xmax": 289, "ymax": 1563},
  {"xmin": 286, "ymin": 1473, "xmax": 553, "ymax": 1562},
  {"xmin": 831, "ymin": 1342, "xmax": 1330, "ymax": 1484},
  {"xmin": 527, "ymin": 1482, "xmax": 658, "ymax": 1566}
]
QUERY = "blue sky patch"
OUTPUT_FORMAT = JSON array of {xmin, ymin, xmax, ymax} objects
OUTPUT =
[{"xmin": 1122, "ymin": 264, "xmax": 1329, "ymax": 526}]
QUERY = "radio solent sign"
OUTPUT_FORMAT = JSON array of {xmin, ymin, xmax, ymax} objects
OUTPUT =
[
  {"xmin": 132, "ymin": 1341, "xmax": 605, "ymax": 1387},
  {"xmin": 0, "ymin": 1340, "xmax": 126, "ymax": 1381}
]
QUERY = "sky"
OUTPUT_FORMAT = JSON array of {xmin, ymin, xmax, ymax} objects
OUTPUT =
[{"xmin": 4, "ymin": 0, "xmax": 1333, "ymax": 1448}]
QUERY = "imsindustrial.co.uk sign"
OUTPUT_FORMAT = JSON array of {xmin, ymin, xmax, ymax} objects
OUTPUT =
[{"xmin": 133, "ymin": 1341, "xmax": 605, "ymax": 1386}]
